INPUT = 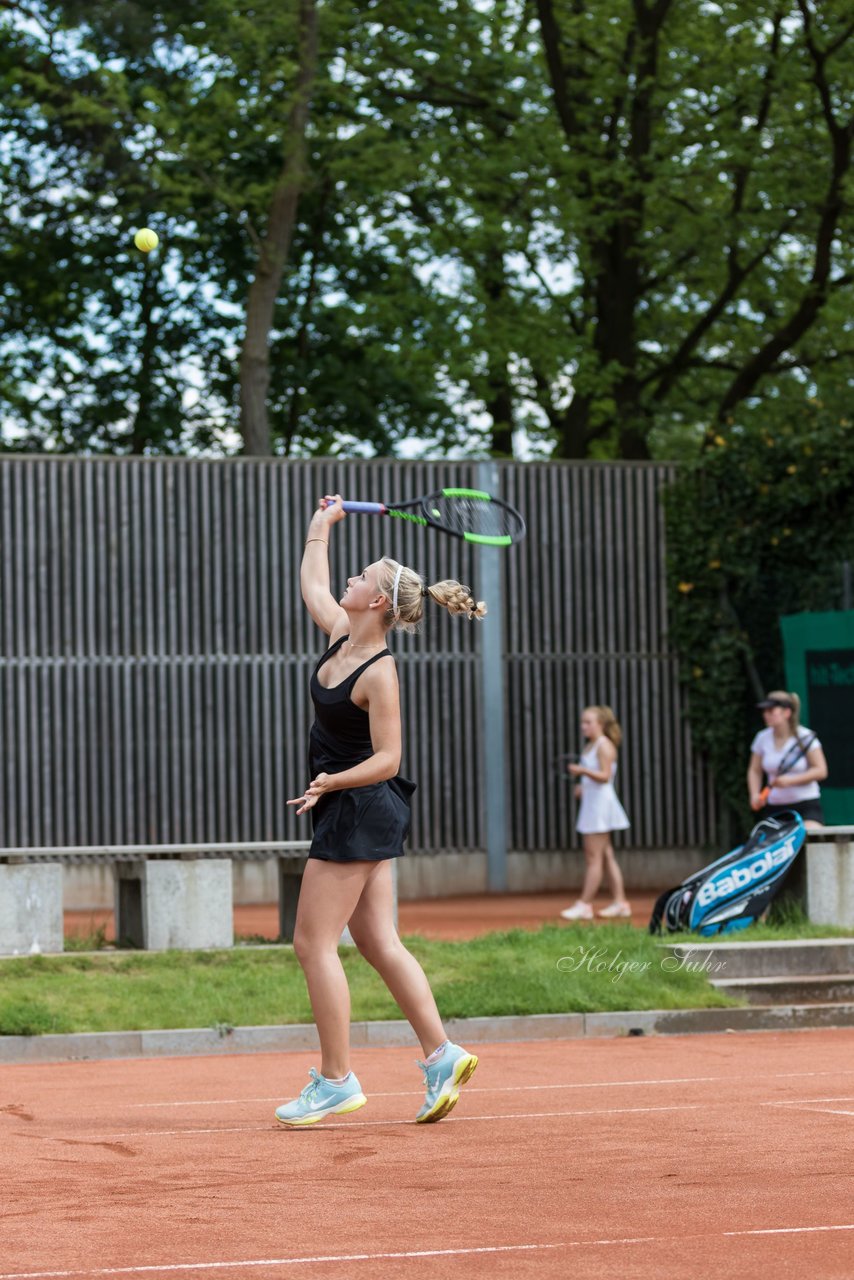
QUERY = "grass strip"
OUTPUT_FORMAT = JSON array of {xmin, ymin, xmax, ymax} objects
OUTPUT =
[{"xmin": 0, "ymin": 924, "xmax": 738, "ymax": 1037}]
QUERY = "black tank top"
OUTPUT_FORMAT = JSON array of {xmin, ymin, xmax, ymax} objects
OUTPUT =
[{"xmin": 309, "ymin": 635, "xmax": 391, "ymax": 773}]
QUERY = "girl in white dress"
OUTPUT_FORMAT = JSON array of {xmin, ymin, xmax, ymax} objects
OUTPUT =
[{"xmin": 560, "ymin": 705, "xmax": 631, "ymax": 921}]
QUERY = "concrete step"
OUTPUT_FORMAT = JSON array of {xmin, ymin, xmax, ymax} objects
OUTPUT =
[
  {"xmin": 711, "ymin": 973, "xmax": 854, "ymax": 1006},
  {"xmin": 665, "ymin": 938, "xmax": 854, "ymax": 980}
]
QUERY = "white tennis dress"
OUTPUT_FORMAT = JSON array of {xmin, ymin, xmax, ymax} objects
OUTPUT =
[{"xmin": 576, "ymin": 741, "xmax": 630, "ymax": 835}]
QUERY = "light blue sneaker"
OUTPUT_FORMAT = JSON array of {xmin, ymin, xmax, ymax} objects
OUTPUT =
[
  {"xmin": 415, "ymin": 1041, "xmax": 478, "ymax": 1124},
  {"xmin": 275, "ymin": 1068, "xmax": 367, "ymax": 1128}
]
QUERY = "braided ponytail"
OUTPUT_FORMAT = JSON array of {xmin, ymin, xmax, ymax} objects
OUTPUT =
[{"xmin": 377, "ymin": 559, "xmax": 487, "ymax": 631}]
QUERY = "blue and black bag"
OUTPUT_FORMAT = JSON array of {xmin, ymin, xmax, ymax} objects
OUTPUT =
[{"xmin": 649, "ymin": 810, "xmax": 806, "ymax": 936}]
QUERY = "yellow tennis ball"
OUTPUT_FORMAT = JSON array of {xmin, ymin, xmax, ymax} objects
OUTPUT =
[{"xmin": 134, "ymin": 228, "xmax": 159, "ymax": 253}]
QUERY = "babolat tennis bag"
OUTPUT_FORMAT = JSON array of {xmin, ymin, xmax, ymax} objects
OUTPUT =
[{"xmin": 649, "ymin": 810, "xmax": 806, "ymax": 936}]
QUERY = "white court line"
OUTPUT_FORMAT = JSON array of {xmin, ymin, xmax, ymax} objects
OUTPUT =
[
  {"xmin": 124, "ymin": 1067, "xmax": 854, "ymax": 1109},
  {"xmin": 127, "ymin": 1079, "xmax": 715, "ymax": 1107},
  {"xmin": 722, "ymin": 1225, "xmax": 854, "ymax": 1237},
  {"xmin": 761, "ymin": 1099, "xmax": 854, "ymax": 1118},
  {"xmin": 763, "ymin": 1096, "xmax": 854, "ymax": 1106},
  {"xmin": 52, "ymin": 1104, "xmax": 703, "ymax": 1142},
  {"xmin": 1, "ymin": 1225, "xmax": 853, "ymax": 1279},
  {"xmin": 0, "ymin": 1245, "xmax": 561, "ymax": 1280},
  {"xmin": 765, "ymin": 1104, "xmax": 854, "ymax": 1118}
]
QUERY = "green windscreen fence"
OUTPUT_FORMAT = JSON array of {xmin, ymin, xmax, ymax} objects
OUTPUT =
[{"xmin": 781, "ymin": 610, "xmax": 854, "ymax": 825}]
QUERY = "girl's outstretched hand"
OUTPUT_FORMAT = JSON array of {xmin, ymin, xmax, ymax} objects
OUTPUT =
[{"xmin": 287, "ymin": 772, "xmax": 333, "ymax": 815}]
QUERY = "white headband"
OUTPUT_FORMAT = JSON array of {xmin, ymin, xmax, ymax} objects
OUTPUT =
[{"xmin": 392, "ymin": 565, "xmax": 403, "ymax": 617}]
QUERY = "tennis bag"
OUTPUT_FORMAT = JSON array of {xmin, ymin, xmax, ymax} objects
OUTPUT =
[{"xmin": 649, "ymin": 810, "xmax": 806, "ymax": 936}]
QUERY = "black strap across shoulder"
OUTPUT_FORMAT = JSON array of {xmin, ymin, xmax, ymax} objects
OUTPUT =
[
  {"xmin": 315, "ymin": 635, "xmax": 391, "ymax": 690},
  {"xmin": 342, "ymin": 645, "xmax": 391, "ymax": 692}
]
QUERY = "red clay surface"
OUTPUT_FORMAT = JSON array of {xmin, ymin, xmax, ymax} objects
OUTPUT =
[
  {"xmin": 64, "ymin": 890, "xmax": 663, "ymax": 944},
  {"xmin": 2, "ymin": 1030, "xmax": 853, "ymax": 1279}
]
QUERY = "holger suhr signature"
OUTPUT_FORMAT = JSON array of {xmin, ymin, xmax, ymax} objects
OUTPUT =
[{"xmin": 556, "ymin": 945, "xmax": 726, "ymax": 983}]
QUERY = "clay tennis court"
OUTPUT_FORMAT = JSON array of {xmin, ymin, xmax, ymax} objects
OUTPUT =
[
  {"xmin": 63, "ymin": 889, "xmax": 665, "ymax": 945},
  {"xmin": 3, "ymin": 1027, "xmax": 853, "ymax": 1279}
]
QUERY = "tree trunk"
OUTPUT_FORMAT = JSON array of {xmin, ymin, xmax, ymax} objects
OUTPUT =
[
  {"xmin": 554, "ymin": 393, "xmax": 593, "ymax": 459},
  {"xmin": 538, "ymin": 0, "xmax": 668, "ymax": 460},
  {"xmin": 239, "ymin": 0, "xmax": 318, "ymax": 456},
  {"xmin": 130, "ymin": 255, "xmax": 160, "ymax": 454},
  {"xmin": 479, "ymin": 258, "xmax": 515, "ymax": 457},
  {"xmin": 715, "ymin": 14, "xmax": 852, "ymax": 420},
  {"xmin": 486, "ymin": 377, "xmax": 514, "ymax": 457},
  {"xmin": 284, "ymin": 177, "xmax": 329, "ymax": 456}
]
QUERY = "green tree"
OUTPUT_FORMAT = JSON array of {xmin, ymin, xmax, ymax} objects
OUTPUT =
[
  {"xmin": 0, "ymin": 0, "xmax": 464, "ymax": 455},
  {"xmin": 0, "ymin": 2, "xmax": 209, "ymax": 451},
  {"xmin": 368, "ymin": 0, "xmax": 854, "ymax": 459},
  {"xmin": 3, "ymin": 0, "xmax": 854, "ymax": 461}
]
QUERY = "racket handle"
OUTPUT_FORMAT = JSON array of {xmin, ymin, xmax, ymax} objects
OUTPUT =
[
  {"xmin": 752, "ymin": 786, "xmax": 770, "ymax": 811},
  {"xmin": 340, "ymin": 500, "xmax": 387, "ymax": 515}
]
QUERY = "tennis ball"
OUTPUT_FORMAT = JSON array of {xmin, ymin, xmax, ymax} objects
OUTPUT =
[{"xmin": 134, "ymin": 228, "xmax": 159, "ymax": 253}]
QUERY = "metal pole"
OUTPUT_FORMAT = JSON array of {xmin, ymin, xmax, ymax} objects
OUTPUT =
[{"xmin": 477, "ymin": 461, "xmax": 508, "ymax": 892}]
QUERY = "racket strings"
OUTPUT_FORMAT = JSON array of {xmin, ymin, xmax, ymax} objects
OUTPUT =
[{"xmin": 426, "ymin": 495, "xmax": 524, "ymax": 540}]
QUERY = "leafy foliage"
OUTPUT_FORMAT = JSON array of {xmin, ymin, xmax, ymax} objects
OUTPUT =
[
  {"xmin": 0, "ymin": 0, "xmax": 465, "ymax": 455},
  {"xmin": 664, "ymin": 400, "xmax": 854, "ymax": 825},
  {"xmin": 2, "ymin": 1, "xmax": 854, "ymax": 457}
]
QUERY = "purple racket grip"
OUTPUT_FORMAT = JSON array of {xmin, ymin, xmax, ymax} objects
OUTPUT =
[{"xmin": 340, "ymin": 500, "xmax": 387, "ymax": 515}]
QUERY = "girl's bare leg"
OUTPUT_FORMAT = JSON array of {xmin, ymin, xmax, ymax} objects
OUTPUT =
[
  {"xmin": 579, "ymin": 833, "xmax": 607, "ymax": 903},
  {"xmin": 292, "ymin": 859, "xmax": 376, "ymax": 1079},
  {"xmin": 348, "ymin": 860, "xmax": 446, "ymax": 1056},
  {"xmin": 602, "ymin": 838, "xmax": 628, "ymax": 903}
]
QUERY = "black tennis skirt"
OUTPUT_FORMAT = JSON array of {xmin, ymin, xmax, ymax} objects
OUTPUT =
[
  {"xmin": 762, "ymin": 798, "xmax": 824, "ymax": 825},
  {"xmin": 309, "ymin": 775, "xmax": 417, "ymax": 862}
]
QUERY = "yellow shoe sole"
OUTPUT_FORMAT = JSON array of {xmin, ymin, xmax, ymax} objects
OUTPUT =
[
  {"xmin": 416, "ymin": 1053, "xmax": 478, "ymax": 1124},
  {"xmin": 275, "ymin": 1092, "xmax": 367, "ymax": 1127}
]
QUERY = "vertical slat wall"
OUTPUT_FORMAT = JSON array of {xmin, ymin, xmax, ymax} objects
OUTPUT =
[
  {"xmin": 0, "ymin": 457, "xmax": 716, "ymax": 853},
  {"xmin": 503, "ymin": 462, "xmax": 717, "ymax": 851}
]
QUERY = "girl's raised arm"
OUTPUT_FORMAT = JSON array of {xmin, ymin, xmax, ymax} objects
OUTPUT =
[{"xmin": 300, "ymin": 496, "xmax": 348, "ymax": 636}]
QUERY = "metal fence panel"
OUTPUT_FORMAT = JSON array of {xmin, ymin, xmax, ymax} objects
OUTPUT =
[{"xmin": 0, "ymin": 457, "xmax": 716, "ymax": 852}]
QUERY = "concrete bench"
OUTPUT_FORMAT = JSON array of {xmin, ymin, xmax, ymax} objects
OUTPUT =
[
  {"xmin": 0, "ymin": 862, "xmax": 64, "ymax": 956},
  {"xmin": 803, "ymin": 827, "xmax": 854, "ymax": 928},
  {"xmin": 0, "ymin": 841, "xmax": 313, "ymax": 955}
]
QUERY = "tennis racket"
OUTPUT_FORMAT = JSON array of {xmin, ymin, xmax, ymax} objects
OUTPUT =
[
  {"xmin": 752, "ymin": 732, "xmax": 817, "ymax": 810},
  {"xmin": 332, "ymin": 488, "xmax": 526, "ymax": 547},
  {"xmin": 553, "ymin": 753, "xmax": 580, "ymax": 779}
]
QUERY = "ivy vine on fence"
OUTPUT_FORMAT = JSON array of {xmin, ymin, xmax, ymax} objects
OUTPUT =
[{"xmin": 664, "ymin": 405, "xmax": 854, "ymax": 825}]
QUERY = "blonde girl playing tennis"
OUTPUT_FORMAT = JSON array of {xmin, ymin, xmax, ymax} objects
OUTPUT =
[
  {"xmin": 560, "ymin": 705, "xmax": 631, "ymax": 921},
  {"xmin": 274, "ymin": 494, "xmax": 483, "ymax": 1127}
]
